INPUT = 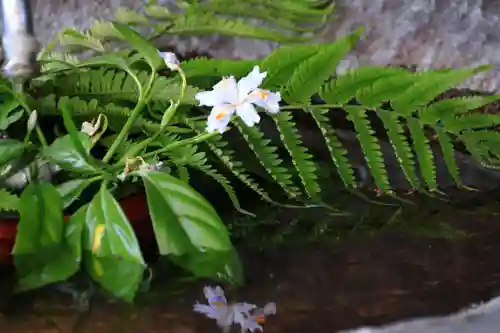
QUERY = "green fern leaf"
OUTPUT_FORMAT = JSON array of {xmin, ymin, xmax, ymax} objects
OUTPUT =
[
  {"xmin": 181, "ymin": 58, "xmax": 259, "ymax": 80},
  {"xmin": 356, "ymin": 72, "xmax": 417, "ymax": 108},
  {"xmin": 260, "ymin": 45, "xmax": 322, "ymax": 91},
  {"xmin": 444, "ymin": 114, "xmax": 500, "ymax": 133},
  {"xmin": 184, "ymin": 119, "xmax": 278, "ymax": 205},
  {"xmin": 38, "ymin": 68, "xmax": 198, "ymax": 105},
  {"xmin": 391, "ymin": 66, "xmax": 491, "ymax": 115},
  {"xmin": 307, "ymin": 108, "xmax": 358, "ymax": 188},
  {"xmin": 377, "ymin": 110, "xmax": 420, "ymax": 189},
  {"xmin": 345, "ymin": 106, "xmax": 392, "ymax": 193},
  {"xmin": 434, "ymin": 127, "xmax": 462, "ymax": 186},
  {"xmin": 272, "ymin": 111, "xmax": 320, "ymax": 199},
  {"xmin": 234, "ymin": 121, "xmax": 302, "ymax": 198},
  {"xmin": 420, "ymin": 96, "xmax": 500, "ymax": 123},
  {"xmin": 319, "ymin": 66, "xmax": 408, "ymax": 105},
  {"xmin": 192, "ymin": 0, "xmax": 331, "ymax": 33},
  {"xmin": 163, "ymin": 14, "xmax": 308, "ymax": 43},
  {"xmin": 407, "ymin": 118, "xmax": 437, "ymax": 191},
  {"xmin": 282, "ymin": 28, "xmax": 364, "ymax": 104}
]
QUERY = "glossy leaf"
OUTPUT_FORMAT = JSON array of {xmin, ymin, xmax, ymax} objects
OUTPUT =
[
  {"xmin": 111, "ymin": 22, "xmax": 163, "ymax": 70},
  {"xmin": 134, "ymin": 170, "xmax": 232, "ymax": 256},
  {"xmin": 171, "ymin": 248, "xmax": 244, "ymax": 286},
  {"xmin": 80, "ymin": 187, "xmax": 145, "ymax": 302},
  {"xmin": 43, "ymin": 133, "xmax": 96, "ymax": 173},
  {"xmin": 0, "ymin": 139, "xmax": 30, "ymax": 167},
  {"xmin": 12, "ymin": 183, "xmax": 81, "ymax": 292},
  {"xmin": 0, "ymin": 96, "xmax": 23, "ymax": 130},
  {"xmin": 57, "ymin": 178, "xmax": 98, "ymax": 209}
]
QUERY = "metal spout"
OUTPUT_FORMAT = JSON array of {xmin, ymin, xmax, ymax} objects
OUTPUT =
[{"xmin": 1, "ymin": 0, "xmax": 39, "ymax": 80}]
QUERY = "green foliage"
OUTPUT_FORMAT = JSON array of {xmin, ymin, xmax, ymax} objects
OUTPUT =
[{"xmin": 1, "ymin": 0, "xmax": 499, "ymax": 304}]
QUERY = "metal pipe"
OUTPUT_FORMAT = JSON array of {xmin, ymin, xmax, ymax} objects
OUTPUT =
[{"xmin": 1, "ymin": 0, "xmax": 39, "ymax": 80}]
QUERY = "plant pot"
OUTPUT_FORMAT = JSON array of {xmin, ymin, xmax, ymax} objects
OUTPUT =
[{"xmin": 0, "ymin": 192, "xmax": 154, "ymax": 265}]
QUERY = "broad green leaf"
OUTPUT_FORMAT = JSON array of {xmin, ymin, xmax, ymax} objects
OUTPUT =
[
  {"xmin": 0, "ymin": 139, "xmax": 30, "ymax": 167},
  {"xmin": 43, "ymin": 133, "xmax": 95, "ymax": 173},
  {"xmin": 111, "ymin": 22, "xmax": 163, "ymax": 70},
  {"xmin": 81, "ymin": 188, "xmax": 145, "ymax": 302},
  {"xmin": 12, "ymin": 183, "xmax": 81, "ymax": 291},
  {"xmin": 171, "ymin": 248, "xmax": 244, "ymax": 286},
  {"xmin": 56, "ymin": 178, "xmax": 98, "ymax": 209},
  {"xmin": 0, "ymin": 188, "xmax": 19, "ymax": 212},
  {"xmin": 0, "ymin": 96, "xmax": 23, "ymax": 130},
  {"xmin": 134, "ymin": 171, "xmax": 232, "ymax": 257}
]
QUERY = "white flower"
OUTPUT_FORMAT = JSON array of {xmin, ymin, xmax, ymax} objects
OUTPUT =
[
  {"xmin": 195, "ymin": 66, "xmax": 281, "ymax": 134},
  {"xmin": 158, "ymin": 51, "xmax": 180, "ymax": 71},
  {"xmin": 193, "ymin": 285, "xmax": 276, "ymax": 333}
]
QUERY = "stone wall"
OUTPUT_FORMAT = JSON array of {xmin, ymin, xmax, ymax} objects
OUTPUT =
[{"xmin": 25, "ymin": 0, "xmax": 500, "ymax": 91}]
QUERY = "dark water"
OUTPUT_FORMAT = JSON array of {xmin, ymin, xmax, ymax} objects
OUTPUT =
[{"xmin": 1, "ymin": 189, "xmax": 500, "ymax": 333}]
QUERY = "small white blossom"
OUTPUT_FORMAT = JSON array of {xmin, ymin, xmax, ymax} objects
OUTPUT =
[
  {"xmin": 158, "ymin": 51, "xmax": 180, "ymax": 71},
  {"xmin": 195, "ymin": 66, "xmax": 281, "ymax": 134},
  {"xmin": 193, "ymin": 285, "xmax": 276, "ymax": 333}
]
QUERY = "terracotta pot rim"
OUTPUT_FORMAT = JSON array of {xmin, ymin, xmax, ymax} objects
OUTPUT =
[{"xmin": 0, "ymin": 191, "xmax": 147, "ymax": 222}]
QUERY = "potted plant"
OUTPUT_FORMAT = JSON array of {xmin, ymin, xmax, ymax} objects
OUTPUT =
[
  {"xmin": 1, "ymin": 0, "xmax": 498, "ymax": 305},
  {"xmin": 0, "ymin": 1, "xmax": 338, "ymax": 302}
]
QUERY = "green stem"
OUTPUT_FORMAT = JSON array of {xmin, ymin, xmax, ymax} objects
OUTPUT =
[
  {"xmin": 115, "ymin": 68, "xmax": 188, "ymax": 165},
  {"xmin": 102, "ymin": 70, "xmax": 157, "ymax": 163},
  {"xmin": 143, "ymin": 131, "xmax": 218, "ymax": 159},
  {"xmin": 15, "ymin": 89, "xmax": 48, "ymax": 147},
  {"xmin": 159, "ymin": 68, "xmax": 187, "ymax": 128}
]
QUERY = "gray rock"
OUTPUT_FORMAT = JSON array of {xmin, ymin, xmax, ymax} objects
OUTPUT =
[
  {"xmin": 13, "ymin": 0, "xmax": 500, "ymax": 92},
  {"xmin": 339, "ymin": 295, "xmax": 500, "ymax": 333}
]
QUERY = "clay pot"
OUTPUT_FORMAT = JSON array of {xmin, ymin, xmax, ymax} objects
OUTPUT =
[{"xmin": 0, "ymin": 193, "xmax": 154, "ymax": 265}]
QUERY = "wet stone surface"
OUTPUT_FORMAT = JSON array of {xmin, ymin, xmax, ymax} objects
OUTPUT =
[{"xmin": 2, "ymin": 192, "xmax": 500, "ymax": 333}]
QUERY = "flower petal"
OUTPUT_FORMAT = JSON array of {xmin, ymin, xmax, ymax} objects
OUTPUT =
[
  {"xmin": 158, "ymin": 51, "xmax": 180, "ymax": 71},
  {"xmin": 238, "ymin": 66, "xmax": 267, "ymax": 101},
  {"xmin": 204, "ymin": 285, "xmax": 228, "ymax": 307},
  {"xmin": 195, "ymin": 90, "xmax": 222, "ymax": 107},
  {"xmin": 236, "ymin": 103, "xmax": 260, "ymax": 127},
  {"xmin": 206, "ymin": 105, "xmax": 235, "ymax": 134},
  {"xmin": 213, "ymin": 76, "xmax": 240, "ymax": 104},
  {"xmin": 249, "ymin": 89, "xmax": 281, "ymax": 114}
]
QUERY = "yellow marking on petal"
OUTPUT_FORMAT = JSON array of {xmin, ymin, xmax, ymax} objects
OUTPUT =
[
  {"xmin": 92, "ymin": 224, "xmax": 105, "ymax": 253},
  {"xmin": 215, "ymin": 111, "xmax": 227, "ymax": 120},
  {"xmin": 211, "ymin": 301, "xmax": 226, "ymax": 308},
  {"xmin": 251, "ymin": 90, "xmax": 270, "ymax": 100}
]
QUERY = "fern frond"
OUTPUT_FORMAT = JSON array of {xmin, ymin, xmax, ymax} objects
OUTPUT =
[
  {"xmin": 345, "ymin": 106, "xmax": 392, "ymax": 193},
  {"xmin": 434, "ymin": 127, "xmax": 462, "ymax": 186},
  {"xmin": 377, "ymin": 111, "xmax": 421, "ymax": 190},
  {"xmin": 406, "ymin": 118, "xmax": 437, "ymax": 191},
  {"xmin": 281, "ymin": 28, "xmax": 364, "ymax": 104},
  {"xmin": 319, "ymin": 66, "xmax": 408, "ymax": 105},
  {"xmin": 161, "ymin": 14, "xmax": 307, "ymax": 43},
  {"xmin": 307, "ymin": 108, "xmax": 358, "ymax": 188},
  {"xmin": 391, "ymin": 66, "xmax": 491, "ymax": 115},
  {"xmin": 234, "ymin": 120, "xmax": 302, "ymax": 198},
  {"xmin": 181, "ymin": 58, "xmax": 259, "ymax": 80},
  {"xmin": 260, "ymin": 45, "xmax": 322, "ymax": 91},
  {"xmin": 37, "ymin": 68, "xmax": 198, "ymax": 105},
  {"xmin": 420, "ymin": 96, "xmax": 500, "ymax": 122},
  {"xmin": 183, "ymin": 119, "xmax": 289, "ymax": 207},
  {"xmin": 272, "ymin": 112, "xmax": 320, "ymax": 199},
  {"xmin": 443, "ymin": 113, "xmax": 500, "ymax": 133}
]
